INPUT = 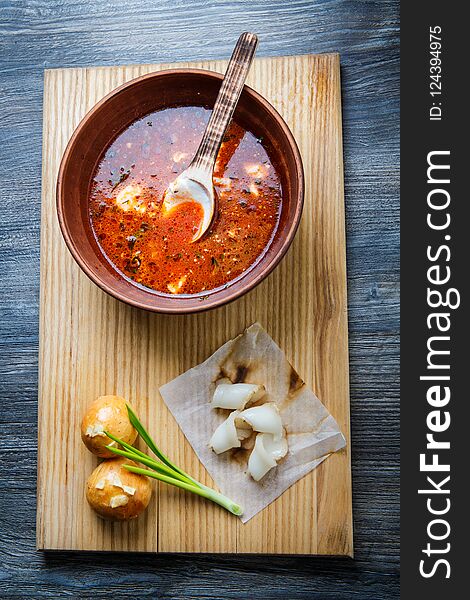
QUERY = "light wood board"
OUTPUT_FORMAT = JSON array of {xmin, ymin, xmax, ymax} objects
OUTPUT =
[{"xmin": 37, "ymin": 53, "xmax": 353, "ymax": 555}]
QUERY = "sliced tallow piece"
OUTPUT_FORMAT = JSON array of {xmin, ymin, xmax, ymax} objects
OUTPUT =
[
  {"xmin": 209, "ymin": 410, "xmax": 241, "ymax": 454},
  {"xmin": 248, "ymin": 433, "xmax": 288, "ymax": 481},
  {"xmin": 211, "ymin": 383, "xmax": 265, "ymax": 410},
  {"xmin": 238, "ymin": 402, "xmax": 283, "ymax": 441},
  {"xmin": 261, "ymin": 432, "xmax": 288, "ymax": 460}
]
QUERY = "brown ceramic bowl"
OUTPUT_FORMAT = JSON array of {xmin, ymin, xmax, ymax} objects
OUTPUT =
[{"xmin": 57, "ymin": 69, "xmax": 304, "ymax": 313}]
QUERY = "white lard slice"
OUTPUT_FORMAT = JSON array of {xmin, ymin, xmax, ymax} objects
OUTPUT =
[
  {"xmin": 248, "ymin": 433, "xmax": 288, "ymax": 481},
  {"xmin": 261, "ymin": 432, "xmax": 288, "ymax": 460},
  {"xmin": 238, "ymin": 403, "xmax": 283, "ymax": 441},
  {"xmin": 211, "ymin": 383, "xmax": 265, "ymax": 410},
  {"xmin": 209, "ymin": 410, "xmax": 241, "ymax": 454}
]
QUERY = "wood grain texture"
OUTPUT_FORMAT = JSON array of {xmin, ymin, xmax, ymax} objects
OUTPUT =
[
  {"xmin": 0, "ymin": 0, "xmax": 399, "ymax": 597},
  {"xmin": 36, "ymin": 53, "xmax": 352, "ymax": 555}
]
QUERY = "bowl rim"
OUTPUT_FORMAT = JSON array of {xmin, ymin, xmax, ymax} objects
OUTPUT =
[{"xmin": 56, "ymin": 67, "xmax": 304, "ymax": 314}]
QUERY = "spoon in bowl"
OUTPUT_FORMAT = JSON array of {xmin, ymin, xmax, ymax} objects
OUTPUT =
[{"xmin": 162, "ymin": 32, "xmax": 259, "ymax": 241}]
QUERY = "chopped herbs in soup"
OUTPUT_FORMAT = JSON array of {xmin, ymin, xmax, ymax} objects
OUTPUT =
[{"xmin": 89, "ymin": 106, "xmax": 282, "ymax": 295}]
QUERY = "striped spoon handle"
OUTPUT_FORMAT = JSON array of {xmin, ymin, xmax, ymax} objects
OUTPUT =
[{"xmin": 190, "ymin": 32, "xmax": 258, "ymax": 173}]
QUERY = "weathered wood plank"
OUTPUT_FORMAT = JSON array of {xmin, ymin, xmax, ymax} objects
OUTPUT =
[{"xmin": 36, "ymin": 52, "xmax": 352, "ymax": 555}]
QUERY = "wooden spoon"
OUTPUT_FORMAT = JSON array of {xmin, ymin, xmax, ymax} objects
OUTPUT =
[{"xmin": 162, "ymin": 32, "xmax": 259, "ymax": 241}]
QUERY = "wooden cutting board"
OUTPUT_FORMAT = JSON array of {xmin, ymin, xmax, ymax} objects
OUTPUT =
[{"xmin": 37, "ymin": 53, "xmax": 353, "ymax": 555}]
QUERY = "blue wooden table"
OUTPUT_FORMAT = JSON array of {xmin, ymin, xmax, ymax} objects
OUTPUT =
[{"xmin": 0, "ymin": 1, "xmax": 399, "ymax": 597}]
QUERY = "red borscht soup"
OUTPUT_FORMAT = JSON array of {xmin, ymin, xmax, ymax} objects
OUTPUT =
[{"xmin": 89, "ymin": 106, "xmax": 282, "ymax": 295}]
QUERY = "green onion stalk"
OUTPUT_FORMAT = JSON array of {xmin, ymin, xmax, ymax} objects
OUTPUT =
[{"xmin": 105, "ymin": 405, "xmax": 243, "ymax": 517}]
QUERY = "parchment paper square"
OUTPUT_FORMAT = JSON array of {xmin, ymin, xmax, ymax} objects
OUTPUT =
[{"xmin": 159, "ymin": 323, "xmax": 346, "ymax": 522}]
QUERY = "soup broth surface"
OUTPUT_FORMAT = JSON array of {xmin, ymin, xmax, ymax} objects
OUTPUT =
[{"xmin": 89, "ymin": 106, "xmax": 282, "ymax": 295}]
